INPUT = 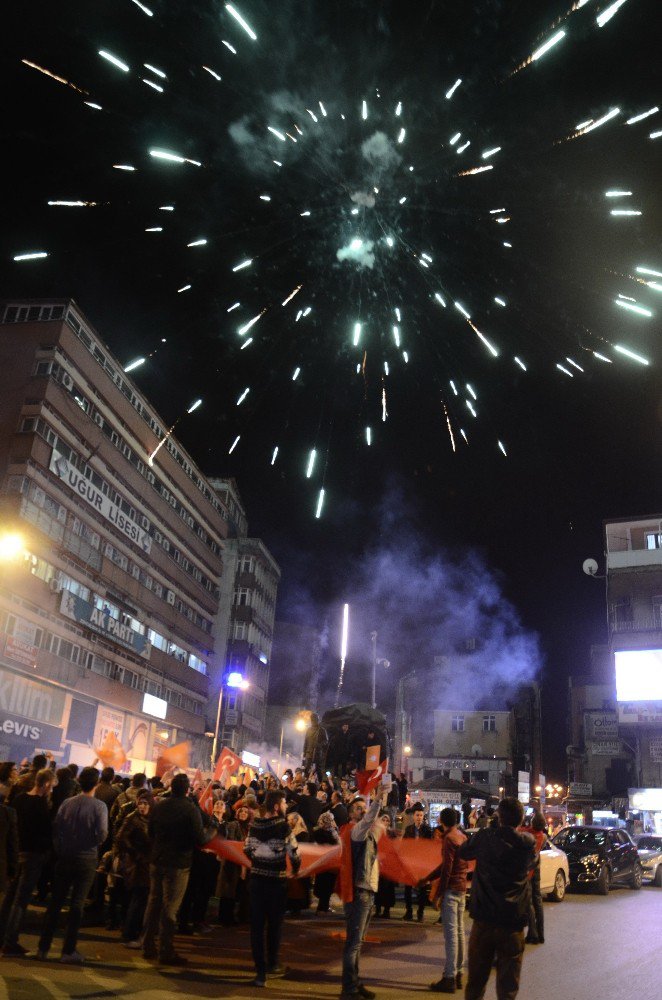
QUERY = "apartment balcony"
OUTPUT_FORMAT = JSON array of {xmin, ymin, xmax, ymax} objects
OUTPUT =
[{"xmin": 607, "ymin": 549, "xmax": 662, "ymax": 571}]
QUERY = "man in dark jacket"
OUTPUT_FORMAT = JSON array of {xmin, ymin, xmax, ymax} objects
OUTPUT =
[
  {"xmin": 142, "ymin": 773, "xmax": 205, "ymax": 965},
  {"xmin": 330, "ymin": 790, "xmax": 349, "ymax": 828},
  {"xmin": 244, "ymin": 789, "xmax": 300, "ymax": 987},
  {"xmin": 290, "ymin": 782, "xmax": 325, "ymax": 832},
  {"xmin": 0, "ymin": 798, "xmax": 18, "ymax": 913},
  {"xmin": 403, "ymin": 804, "xmax": 433, "ymax": 921},
  {"xmin": 458, "ymin": 797, "xmax": 535, "ymax": 1000}
]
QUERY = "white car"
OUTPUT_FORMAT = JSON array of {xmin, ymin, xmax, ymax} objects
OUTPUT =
[
  {"xmin": 540, "ymin": 841, "xmax": 570, "ymax": 901},
  {"xmin": 634, "ymin": 834, "xmax": 662, "ymax": 885}
]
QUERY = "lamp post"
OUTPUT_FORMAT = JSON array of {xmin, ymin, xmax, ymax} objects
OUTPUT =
[
  {"xmin": 404, "ymin": 745, "xmax": 412, "ymax": 782},
  {"xmin": 210, "ymin": 671, "xmax": 249, "ymax": 769}
]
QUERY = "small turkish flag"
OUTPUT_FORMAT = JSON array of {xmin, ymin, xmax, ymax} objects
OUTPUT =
[
  {"xmin": 198, "ymin": 780, "xmax": 215, "ymax": 816},
  {"xmin": 356, "ymin": 758, "xmax": 388, "ymax": 796},
  {"xmin": 214, "ymin": 747, "xmax": 242, "ymax": 782}
]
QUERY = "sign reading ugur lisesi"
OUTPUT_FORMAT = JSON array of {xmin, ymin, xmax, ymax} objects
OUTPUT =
[{"xmin": 49, "ymin": 448, "xmax": 151, "ymax": 554}]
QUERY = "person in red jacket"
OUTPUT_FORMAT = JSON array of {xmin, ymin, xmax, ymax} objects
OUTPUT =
[
  {"xmin": 421, "ymin": 807, "xmax": 469, "ymax": 993},
  {"xmin": 518, "ymin": 811, "xmax": 547, "ymax": 945}
]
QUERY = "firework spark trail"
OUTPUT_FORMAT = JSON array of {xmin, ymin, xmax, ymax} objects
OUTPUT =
[{"xmin": 22, "ymin": 59, "xmax": 89, "ymax": 94}]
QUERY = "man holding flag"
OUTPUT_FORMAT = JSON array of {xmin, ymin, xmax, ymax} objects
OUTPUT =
[{"xmin": 338, "ymin": 785, "xmax": 387, "ymax": 1000}]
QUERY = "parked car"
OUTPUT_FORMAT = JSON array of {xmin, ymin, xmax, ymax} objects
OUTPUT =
[
  {"xmin": 552, "ymin": 826, "xmax": 642, "ymax": 894},
  {"xmin": 539, "ymin": 840, "xmax": 570, "ymax": 901},
  {"xmin": 634, "ymin": 834, "xmax": 662, "ymax": 885}
]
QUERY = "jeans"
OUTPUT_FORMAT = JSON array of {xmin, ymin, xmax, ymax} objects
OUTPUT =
[
  {"xmin": 441, "ymin": 889, "xmax": 465, "ymax": 978},
  {"xmin": 248, "ymin": 876, "xmax": 288, "ymax": 979},
  {"xmin": 123, "ymin": 885, "xmax": 149, "ymax": 942},
  {"xmin": 466, "ymin": 920, "xmax": 525, "ymax": 1000},
  {"xmin": 1, "ymin": 852, "xmax": 48, "ymax": 947},
  {"xmin": 341, "ymin": 888, "xmax": 374, "ymax": 994},
  {"xmin": 38, "ymin": 854, "xmax": 98, "ymax": 956},
  {"xmin": 527, "ymin": 869, "xmax": 544, "ymax": 942},
  {"xmin": 142, "ymin": 865, "xmax": 190, "ymax": 959}
]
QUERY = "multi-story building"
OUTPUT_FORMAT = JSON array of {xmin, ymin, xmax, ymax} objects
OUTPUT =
[
  {"xmin": 210, "ymin": 478, "xmax": 279, "ymax": 753},
  {"xmin": 0, "ymin": 298, "xmax": 230, "ymax": 771},
  {"xmin": 606, "ymin": 514, "xmax": 662, "ymax": 789}
]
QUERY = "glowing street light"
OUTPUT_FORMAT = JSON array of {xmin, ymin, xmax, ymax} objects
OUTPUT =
[{"xmin": 0, "ymin": 532, "xmax": 25, "ymax": 561}]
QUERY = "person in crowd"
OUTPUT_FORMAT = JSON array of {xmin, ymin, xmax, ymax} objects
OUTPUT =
[
  {"xmin": 331, "ymin": 790, "xmax": 349, "ymax": 828},
  {"xmin": 338, "ymin": 794, "xmax": 385, "ymax": 1000},
  {"xmin": 244, "ymin": 789, "xmax": 300, "ymax": 987},
  {"xmin": 7, "ymin": 755, "xmax": 47, "ymax": 805},
  {"xmin": 216, "ymin": 800, "xmax": 252, "ymax": 926},
  {"xmin": 94, "ymin": 767, "xmax": 119, "ymax": 811},
  {"xmin": 291, "ymin": 781, "xmax": 326, "ymax": 832},
  {"xmin": 328, "ymin": 722, "xmax": 354, "ymax": 777},
  {"xmin": 458, "ymin": 797, "xmax": 536, "ymax": 1000},
  {"xmin": 0, "ymin": 790, "xmax": 18, "ymax": 929},
  {"xmin": 66, "ymin": 764, "xmax": 81, "ymax": 795},
  {"xmin": 522, "ymin": 812, "xmax": 547, "ymax": 945},
  {"xmin": 110, "ymin": 773, "xmax": 147, "ymax": 829},
  {"xmin": 312, "ymin": 811, "xmax": 340, "ymax": 914},
  {"xmin": 0, "ymin": 764, "xmax": 17, "ymax": 803},
  {"xmin": 0, "ymin": 767, "xmax": 54, "ymax": 957},
  {"xmin": 114, "ymin": 789, "xmax": 153, "ymax": 948},
  {"xmin": 374, "ymin": 810, "xmax": 398, "ymax": 920},
  {"xmin": 423, "ymin": 807, "xmax": 469, "ymax": 993},
  {"xmin": 396, "ymin": 773, "xmax": 408, "ymax": 808},
  {"xmin": 50, "ymin": 767, "xmax": 75, "ymax": 816},
  {"xmin": 37, "ymin": 766, "xmax": 108, "ymax": 964},
  {"xmin": 142, "ymin": 773, "xmax": 206, "ymax": 966},
  {"xmin": 285, "ymin": 812, "xmax": 311, "ymax": 916},
  {"xmin": 177, "ymin": 798, "xmax": 218, "ymax": 937},
  {"xmin": 386, "ymin": 775, "xmax": 400, "ymax": 827},
  {"xmin": 403, "ymin": 804, "xmax": 433, "ymax": 922},
  {"xmin": 302, "ymin": 714, "xmax": 329, "ymax": 777}
]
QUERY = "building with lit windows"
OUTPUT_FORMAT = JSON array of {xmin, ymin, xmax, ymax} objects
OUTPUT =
[
  {"xmin": 210, "ymin": 478, "xmax": 280, "ymax": 754},
  {"xmin": 0, "ymin": 298, "xmax": 230, "ymax": 770}
]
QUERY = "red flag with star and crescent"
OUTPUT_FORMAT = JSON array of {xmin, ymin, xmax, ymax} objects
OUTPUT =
[
  {"xmin": 355, "ymin": 758, "xmax": 389, "ymax": 796},
  {"xmin": 213, "ymin": 746, "xmax": 242, "ymax": 783}
]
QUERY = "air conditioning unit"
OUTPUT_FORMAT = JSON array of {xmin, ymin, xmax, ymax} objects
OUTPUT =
[
  {"xmin": 166, "ymin": 590, "xmax": 176, "ymax": 606},
  {"xmin": 93, "ymin": 412, "xmax": 104, "ymax": 427},
  {"xmin": 61, "ymin": 373, "xmax": 73, "ymax": 391},
  {"xmin": 49, "ymin": 577, "xmax": 61, "ymax": 593}
]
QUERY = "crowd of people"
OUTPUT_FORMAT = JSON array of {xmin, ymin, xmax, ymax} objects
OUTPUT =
[{"xmin": 0, "ymin": 754, "xmax": 547, "ymax": 999}]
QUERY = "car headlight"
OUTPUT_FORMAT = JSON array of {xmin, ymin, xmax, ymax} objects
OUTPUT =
[{"xmin": 583, "ymin": 853, "xmax": 601, "ymax": 865}]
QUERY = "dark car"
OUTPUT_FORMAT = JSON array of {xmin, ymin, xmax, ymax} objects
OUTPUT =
[{"xmin": 552, "ymin": 826, "xmax": 642, "ymax": 894}]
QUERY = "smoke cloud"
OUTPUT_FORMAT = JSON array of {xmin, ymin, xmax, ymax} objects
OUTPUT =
[{"xmin": 336, "ymin": 237, "xmax": 375, "ymax": 269}]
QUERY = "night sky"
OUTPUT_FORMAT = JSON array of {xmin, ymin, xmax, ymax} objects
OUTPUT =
[{"xmin": 3, "ymin": 1, "xmax": 662, "ymax": 776}]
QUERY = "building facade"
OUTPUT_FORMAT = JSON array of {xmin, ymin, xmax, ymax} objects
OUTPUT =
[
  {"xmin": 210, "ymin": 478, "xmax": 280, "ymax": 754},
  {"xmin": 0, "ymin": 298, "xmax": 231, "ymax": 771}
]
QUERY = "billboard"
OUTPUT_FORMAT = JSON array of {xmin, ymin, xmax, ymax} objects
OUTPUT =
[{"xmin": 615, "ymin": 649, "xmax": 662, "ymax": 702}]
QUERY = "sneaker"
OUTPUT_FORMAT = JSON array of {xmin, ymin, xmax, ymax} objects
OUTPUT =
[
  {"xmin": 124, "ymin": 940, "xmax": 142, "ymax": 949},
  {"xmin": 159, "ymin": 952, "xmax": 189, "ymax": 966},
  {"xmin": 35, "ymin": 950, "xmax": 48, "ymax": 961},
  {"xmin": 358, "ymin": 986, "xmax": 376, "ymax": 999},
  {"xmin": 402, "ymin": 912, "xmax": 413, "ymax": 921},
  {"xmin": 60, "ymin": 951, "xmax": 85, "ymax": 965},
  {"xmin": 2, "ymin": 944, "xmax": 29, "ymax": 957},
  {"xmin": 251, "ymin": 977, "xmax": 266, "ymax": 988},
  {"xmin": 267, "ymin": 963, "xmax": 289, "ymax": 977}
]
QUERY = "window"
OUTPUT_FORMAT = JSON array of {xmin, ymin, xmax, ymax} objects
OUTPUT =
[
  {"xmin": 240, "ymin": 555, "xmax": 255, "ymax": 574},
  {"xmin": 451, "ymin": 714, "xmax": 465, "ymax": 732},
  {"xmin": 233, "ymin": 621, "xmax": 247, "ymax": 640},
  {"xmin": 645, "ymin": 532, "xmax": 662, "ymax": 550},
  {"xmin": 482, "ymin": 715, "xmax": 497, "ymax": 733},
  {"xmin": 234, "ymin": 588, "xmax": 250, "ymax": 606}
]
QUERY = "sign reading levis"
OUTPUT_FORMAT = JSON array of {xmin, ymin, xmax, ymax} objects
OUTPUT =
[
  {"xmin": 49, "ymin": 448, "xmax": 151, "ymax": 554},
  {"xmin": 60, "ymin": 591, "xmax": 151, "ymax": 659}
]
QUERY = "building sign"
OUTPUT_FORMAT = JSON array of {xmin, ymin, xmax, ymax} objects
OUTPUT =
[
  {"xmin": 50, "ymin": 448, "xmax": 151, "ymax": 554},
  {"xmin": 591, "ymin": 741, "xmax": 624, "ymax": 756},
  {"xmin": 569, "ymin": 781, "xmax": 593, "ymax": 798},
  {"xmin": 649, "ymin": 737, "xmax": 662, "ymax": 764},
  {"xmin": 421, "ymin": 757, "xmax": 503, "ymax": 770},
  {"xmin": 517, "ymin": 770, "xmax": 530, "ymax": 804},
  {"xmin": 142, "ymin": 693, "xmax": 167, "ymax": 720},
  {"xmin": 629, "ymin": 787, "xmax": 662, "ymax": 812},
  {"xmin": 94, "ymin": 705, "xmax": 125, "ymax": 748},
  {"xmin": 0, "ymin": 667, "xmax": 65, "ymax": 726},
  {"xmin": 416, "ymin": 790, "xmax": 463, "ymax": 805},
  {"xmin": 618, "ymin": 702, "xmax": 662, "ymax": 726},
  {"xmin": 0, "ymin": 714, "xmax": 62, "ymax": 751},
  {"xmin": 3, "ymin": 616, "xmax": 39, "ymax": 667},
  {"xmin": 584, "ymin": 711, "xmax": 619, "ymax": 741},
  {"xmin": 60, "ymin": 591, "xmax": 150, "ymax": 659}
]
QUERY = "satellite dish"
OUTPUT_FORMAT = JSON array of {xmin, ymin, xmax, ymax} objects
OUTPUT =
[
  {"xmin": 582, "ymin": 558, "xmax": 599, "ymax": 577},
  {"xmin": 471, "ymin": 744, "xmax": 483, "ymax": 756}
]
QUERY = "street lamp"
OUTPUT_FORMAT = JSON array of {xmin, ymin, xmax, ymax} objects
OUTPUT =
[
  {"xmin": 278, "ymin": 713, "xmax": 309, "ymax": 776},
  {"xmin": 0, "ymin": 532, "xmax": 25, "ymax": 561},
  {"xmin": 403, "ymin": 745, "xmax": 412, "ymax": 782},
  {"xmin": 210, "ymin": 671, "xmax": 249, "ymax": 769}
]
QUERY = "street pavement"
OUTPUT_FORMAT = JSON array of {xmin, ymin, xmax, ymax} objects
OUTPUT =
[{"xmin": 0, "ymin": 884, "xmax": 659, "ymax": 999}]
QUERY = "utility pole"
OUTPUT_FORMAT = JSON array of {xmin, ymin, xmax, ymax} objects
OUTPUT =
[{"xmin": 370, "ymin": 631, "xmax": 377, "ymax": 709}]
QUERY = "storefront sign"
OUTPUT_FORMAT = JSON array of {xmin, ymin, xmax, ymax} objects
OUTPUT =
[
  {"xmin": 0, "ymin": 667, "xmax": 65, "ymax": 727},
  {"xmin": 591, "ymin": 740, "xmax": 623, "ymax": 756},
  {"xmin": 629, "ymin": 787, "xmax": 662, "ymax": 812},
  {"xmin": 649, "ymin": 737, "xmax": 662, "ymax": 763},
  {"xmin": 517, "ymin": 770, "xmax": 530, "ymax": 804},
  {"xmin": 0, "ymin": 713, "xmax": 62, "ymax": 750},
  {"xmin": 584, "ymin": 711, "xmax": 619, "ymax": 741},
  {"xmin": 50, "ymin": 448, "xmax": 151, "ymax": 554},
  {"xmin": 618, "ymin": 702, "xmax": 662, "ymax": 726},
  {"xmin": 569, "ymin": 781, "xmax": 593, "ymax": 797},
  {"xmin": 3, "ymin": 617, "xmax": 39, "ymax": 667},
  {"xmin": 94, "ymin": 705, "xmax": 125, "ymax": 748},
  {"xmin": 60, "ymin": 591, "xmax": 150, "ymax": 658}
]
